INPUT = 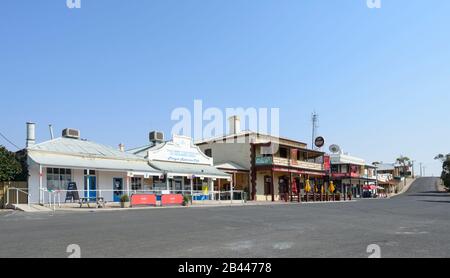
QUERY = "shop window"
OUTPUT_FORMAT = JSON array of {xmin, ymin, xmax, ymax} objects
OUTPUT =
[
  {"xmin": 46, "ymin": 168, "xmax": 72, "ymax": 190},
  {"xmin": 131, "ymin": 177, "xmax": 142, "ymax": 191},
  {"xmin": 152, "ymin": 176, "xmax": 167, "ymax": 191},
  {"xmin": 204, "ymin": 149, "xmax": 212, "ymax": 158}
]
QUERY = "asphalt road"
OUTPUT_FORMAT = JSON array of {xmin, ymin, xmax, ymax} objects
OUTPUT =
[{"xmin": 1, "ymin": 177, "xmax": 449, "ymax": 258}]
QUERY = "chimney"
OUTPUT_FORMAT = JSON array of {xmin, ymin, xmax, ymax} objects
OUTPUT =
[
  {"xmin": 119, "ymin": 143, "xmax": 125, "ymax": 152},
  {"xmin": 228, "ymin": 116, "xmax": 241, "ymax": 135},
  {"xmin": 26, "ymin": 122, "xmax": 36, "ymax": 148}
]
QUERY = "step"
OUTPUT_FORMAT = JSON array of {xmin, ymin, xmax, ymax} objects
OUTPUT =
[{"xmin": 12, "ymin": 204, "xmax": 53, "ymax": 212}]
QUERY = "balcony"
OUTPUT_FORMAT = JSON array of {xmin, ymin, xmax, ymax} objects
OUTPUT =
[{"xmin": 255, "ymin": 156, "xmax": 323, "ymax": 171}]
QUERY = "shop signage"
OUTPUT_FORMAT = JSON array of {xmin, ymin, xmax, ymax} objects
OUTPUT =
[
  {"xmin": 255, "ymin": 156, "xmax": 273, "ymax": 165},
  {"xmin": 148, "ymin": 135, "xmax": 212, "ymax": 165},
  {"xmin": 65, "ymin": 182, "xmax": 80, "ymax": 202},
  {"xmin": 315, "ymin": 137, "xmax": 325, "ymax": 148},
  {"xmin": 324, "ymin": 155, "xmax": 331, "ymax": 171},
  {"xmin": 131, "ymin": 194, "xmax": 157, "ymax": 207},
  {"xmin": 161, "ymin": 194, "xmax": 184, "ymax": 206}
]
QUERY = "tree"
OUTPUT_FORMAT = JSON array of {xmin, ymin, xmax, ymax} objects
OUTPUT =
[
  {"xmin": 396, "ymin": 155, "xmax": 411, "ymax": 176},
  {"xmin": 435, "ymin": 153, "xmax": 450, "ymax": 162},
  {"xmin": 396, "ymin": 155, "xmax": 411, "ymax": 186},
  {"xmin": 442, "ymin": 160, "xmax": 450, "ymax": 189},
  {"xmin": 14, "ymin": 150, "xmax": 29, "ymax": 182},
  {"xmin": 0, "ymin": 146, "xmax": 22, "ymax": 182}
]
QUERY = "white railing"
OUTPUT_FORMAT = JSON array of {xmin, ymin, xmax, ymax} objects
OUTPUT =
[
  {"xmin": 39, "ymin": 188, "xmax": 246, "ymax": 208},
  {"xmin": 6, "ymin": 187, "xmax": 31, "ymax": 208}
]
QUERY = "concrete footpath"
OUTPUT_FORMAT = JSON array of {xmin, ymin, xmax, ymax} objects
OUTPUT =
[
  {"xmin": 389, "ymin": 178, "xmax": 416, "ymax": 198},
  {"xmin": 35, "ymin": 199, "xmax": 358, "ymax": 214},
  {"xmin": 435, "ymin": 178, "xmax": 447, "ymax": 192}
]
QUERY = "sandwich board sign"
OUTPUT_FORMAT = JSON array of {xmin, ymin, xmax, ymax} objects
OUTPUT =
[{"xmin": 65, "ymin": 182, "xmax": 80, "ymax": 203}]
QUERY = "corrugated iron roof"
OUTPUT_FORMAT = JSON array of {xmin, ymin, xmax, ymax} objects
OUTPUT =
[
  {"xmin": 29, "ymin": 137, "xmax": 140, "ymax": 160},
  {"xmin": 28, "ymin": 152, "xmax": 162, "ymax": 174},
  {"xmin": 27, "ymin": 137, "xmax": 162, "ymax": 174},
  {"xmin": 215, "ymin": 161, "xmax": 249, "ymax": 171}
]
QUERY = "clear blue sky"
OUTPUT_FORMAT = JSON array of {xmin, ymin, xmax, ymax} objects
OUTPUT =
[{"xmin": 1, "ymin": 0, "xmax": 449, "ymax": 175}]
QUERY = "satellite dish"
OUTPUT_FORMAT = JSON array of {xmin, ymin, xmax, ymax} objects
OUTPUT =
[{"xmin": 329, "ymin": 144, "xmax": 341, "ymax": 154}]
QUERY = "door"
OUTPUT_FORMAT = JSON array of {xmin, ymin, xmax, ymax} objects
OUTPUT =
[
  {"xmin": 171, "ymin": 178, "xmax": 183, "ymax": 193},
  {"xmin": 84, "ymin": 176, "xmax": 97, "ymax": 200},
  {"xmin": 113, "ymin": 178, "xmax": 123, "ymax": 202},
  {"xmin": 264, "ymin": 176, "xmax": 272, "ymax": 195}
]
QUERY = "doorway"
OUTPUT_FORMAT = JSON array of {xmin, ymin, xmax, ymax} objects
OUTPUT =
[
  {"xmin": 113, "ymin": 178, "xmax": 124, "ymax": 202},
  {"xmin": 171, "ymin": 178, "xmax": 183, "ymax": 193},
  {"xmin": 84, "ymin": 175, "xmax": 97, "ymax": 200}
]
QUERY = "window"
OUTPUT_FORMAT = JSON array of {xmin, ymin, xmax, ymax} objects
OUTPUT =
[
  {"xmin": 84, "ymin": 170, "xmax": 96, "ymax": 175},
  {"xmin": 131, "ymin": 177, "xmax": 142, "ymax": 191},
  {"xmin": 279, "ymin": 147, "xmax": 288, "ymax": 158},
  {"xmin": 152, "ymin": 176, "xmax": 167, "ymax": 191},
  {"xmin": 204, "ymin": 149, "xmax": 212, "ymax": 158},
  {"xmin": 331, "ymin": 165, "xmax": 339, "ymax": 173},
  {"xmin": 46, "ymin": 168, "xmax": 72, "ymax": 190}
]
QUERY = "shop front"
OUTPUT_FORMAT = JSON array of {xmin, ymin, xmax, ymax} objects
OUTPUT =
[
  {"xmin": 254, "ymin": 165, "xmax": 327, "ymax": 202},
  {"xmin": 131, "ymin": 135, "xmax": 233, "ymax": 201},
  {"xmin": 26, "ymin": 137, "xmax": 163, "ymax": 204}
]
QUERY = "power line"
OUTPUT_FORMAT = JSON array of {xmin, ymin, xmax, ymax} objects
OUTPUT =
[{"xmin": 0, "ymin": 131, "xmax": 22, "ymax": 150}]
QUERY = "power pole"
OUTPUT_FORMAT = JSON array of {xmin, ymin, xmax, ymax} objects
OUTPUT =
[{"xmin": 311, "ymin": 112, "xmax": 319, "ymax": 150}]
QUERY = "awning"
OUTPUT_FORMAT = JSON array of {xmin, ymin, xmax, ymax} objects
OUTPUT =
[
  {"xmin": 149, "ymin": 160, "xmax": 231, "ymax": 180},
  {"xmin": 215, "ymin": 161, "xmax": 249, "ymax": 172},
  {"xmin": 28, "ymin": 151, "xmax": 162, "ymax": 175}
]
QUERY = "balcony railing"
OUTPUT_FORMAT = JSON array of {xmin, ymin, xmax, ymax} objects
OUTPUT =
[{"xmin": 255, "ymin": 156, "xmax": 323, "ymax": 171}]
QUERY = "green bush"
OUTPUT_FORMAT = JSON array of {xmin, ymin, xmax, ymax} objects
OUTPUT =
[
  {"xmin": 182, "ymin": 195, "xmax": 191, "ymax": 206},
  {"xmin": 442, "ymin": 160, "xmax": 450, "ymax": 189},
  {"xmin": 120, "ymin": 194, "xmax": 130, "ymax": 203},
  {"xmin": 0, "ymin": 146, "xmax": 22, "ymax": 182}
]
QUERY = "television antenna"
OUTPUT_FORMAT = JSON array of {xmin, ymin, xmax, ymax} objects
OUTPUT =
[{"xmin": 311, "ymin": 112, "xmax": 319, "ymax": 150}]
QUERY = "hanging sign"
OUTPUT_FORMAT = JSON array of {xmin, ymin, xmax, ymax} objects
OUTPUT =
[{"xmin": 315, "ymin": 137, "xmax": 325, "ymax": 148}]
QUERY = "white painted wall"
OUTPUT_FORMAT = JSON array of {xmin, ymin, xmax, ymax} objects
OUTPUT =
[
  {"xmin": 27, "ymin": 161, "xmax": 128, "ymax": 203},
  {"xmin": 198, "ymin": 142, "xmax": 252, "ymax": 170},
  {"xmin": 97, "ymin": 171, "xmax": 127, "ymax": 201},
  {"xmin": 255, "ymin": 171, "xmax": 285, "ymax": 201},
  {"xmin": 27, "ymin": 158, "xmax": 40, "ymax": 204}
]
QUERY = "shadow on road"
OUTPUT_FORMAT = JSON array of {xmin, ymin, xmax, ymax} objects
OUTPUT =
[
  {"xmin": 407, "ymin": 193, "xmax": 450, "ymax": 197},
  {"xmin": 419, "ymin": 200, "xmax": 450, "ymax": 204}
]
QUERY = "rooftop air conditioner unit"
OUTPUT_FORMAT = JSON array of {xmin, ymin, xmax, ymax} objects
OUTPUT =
[
  {"xmin": 149, "ymin": 131, "xmax": 164, "ymax": 144},
  {"xmin": 62, "ymin": 128, "xmax": 80, "ymax": 139}
]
